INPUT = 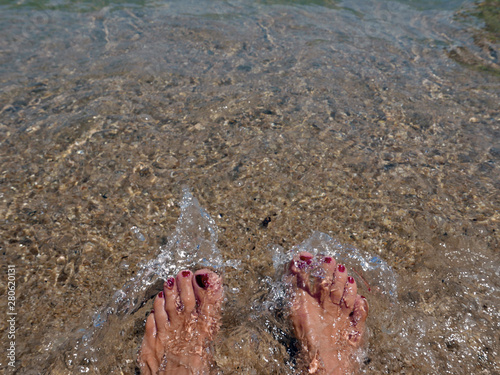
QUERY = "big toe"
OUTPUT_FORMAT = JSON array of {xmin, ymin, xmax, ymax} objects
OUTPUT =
[
  {"xmin": 290, "ymin": 251, "xmax": 314, "ymax": 273},
  {"xmin": 289, "ymin": 251, "xmax": 314, "ymax": 292},
  {"xmin": 193, "ymin": 269, "xmax": 223, "ymax": 318}
]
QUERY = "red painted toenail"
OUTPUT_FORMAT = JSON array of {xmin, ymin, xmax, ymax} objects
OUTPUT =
[
  {"xmin": 361, "ymin": 296, "xmax": 366, "ymax": 299},
  {"xmin": 299, "ymin": 255, "xmax": 312, "ymax": 264},
  {"xmin": 348, "ymin": 276, "xmax": 355, "ymax": 284},
  {"xmin": 324, "ymin": 256, "xmax": 333, "ymax": 264},
  {"xmin": 150, "ymin": 309, "xmax": 154, "ymax": 314},
  {"xmin": 195, "ymin": 274, "xmax": 210, "ymax": 289},
  {"xmin": 158, "ymin": 291, "xmax": 164, "ymax": 298},
  {"xmin": 182, "ymin": 270, "xmax": 191, "ymax": 277},
  {"xmin": 338, "ymin": 264, "xmax": 345, "ymax": 272},
  {"xmin": 166, "ymin": 277, "xmax": 175, "ymax": 289},
  {"xmin": 297, "ymin": 260, "xmax": 307, "ymax": 269}
]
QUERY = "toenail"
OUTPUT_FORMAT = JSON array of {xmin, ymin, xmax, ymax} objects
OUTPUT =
[
  {"xmin": 297, "ymin": 260, "xmax": 307, "ymax": 269},
  {"xmin": 299, "ymin": 255, "xmax": 312, "ymax": 264},
  {"xmin": 324, "ymin": 256, "xmax": 333, "ymax": 264},
  {"xmin": 348, "ymin": 276, "xmax": 355, "ymax": 284},
  {"xmin": 338, "ymin": 264, "xmax": 345, "ymax": 272},
  {"xmin": 181, "ymin": 270, "xmax": 191, "ymax": 277},
  {"xmin": 195, "ymin": 274, "xmax": 210, "ymax": 289},
  {"xmin": 361, "ymin": 295, "xmax": 366, "ymax": 299},
  {"xmin": 166, "ymin": 277, "xmax": 175, "ymax": 289},
  {"xmin": 158, "ymin": 291, "xmax": 164, "ymax": 298},
  {"xmin": 150, "ymin": 309, "xmax": 154, "ymax": 314}
]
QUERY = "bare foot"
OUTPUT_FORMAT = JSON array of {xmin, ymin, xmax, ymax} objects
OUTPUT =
[
  {"xmin": 138, "ymin": 269, "xmax": 223, "ymax": 375},
  {"xmin": 288, "ymin": 252, "xmax": 369, "ymax": 375}
]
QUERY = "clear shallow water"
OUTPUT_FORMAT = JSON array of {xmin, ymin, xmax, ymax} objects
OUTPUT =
[
  {"xmin": 65, "ymin": 190, "xmax": 397, "ymax": 373},
  {"xmin": 0, "ymin": 0, "xmax": 498, "ymax": 374}
]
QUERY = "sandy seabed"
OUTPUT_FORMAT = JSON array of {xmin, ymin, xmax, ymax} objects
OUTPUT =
[{"xmin": 0, "ymin": 0, "xmax": 498, "ymax": 373}]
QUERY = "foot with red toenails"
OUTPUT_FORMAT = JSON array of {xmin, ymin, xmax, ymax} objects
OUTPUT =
[
  {"xmin": 138, "ymin": 269, "xmax": 223, "ymax": 375},
  {"xmin": 138, "ymin": 253, "xmax": 368, "ymax": 375},
  {"xmin": 287, "ymin": 251, "xmax": 369, "ymax": 375}
]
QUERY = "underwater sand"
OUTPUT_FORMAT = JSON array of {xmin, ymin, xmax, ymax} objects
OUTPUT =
[{"xmin": 0, "ymin": 0, "xmax": 498, "ymax": 373}]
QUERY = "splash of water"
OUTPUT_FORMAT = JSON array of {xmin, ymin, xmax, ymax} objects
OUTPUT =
[
  {"xmin": 63, "ymin": 193, "xmax": 397, "ymax": 373},
  {"xmin": 65, "ymin": 188, "xmax": 236, "ymax": 372},
  {"xmin": 246, "ymin": 232, "xmax": 399, "ymax": 373},
  {"xmin": 264, "ymin": 231, "xmax": 398, "ymax": 317},
  {"xmin": 111, "ymin": 188, "xmax": 229, "ymax": 316}
]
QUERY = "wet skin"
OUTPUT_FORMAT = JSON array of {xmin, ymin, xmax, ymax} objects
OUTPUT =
[
  {"xmin": 138, "ymin": 269, "xmax": 223, "ymax": 375},
  {"xmin": 139, "ymin": 254, "xmax": 368, "ymax": 375},
  {"xmin": 288, "ymin": 251, "xmax": 369, "ymax": 375}
]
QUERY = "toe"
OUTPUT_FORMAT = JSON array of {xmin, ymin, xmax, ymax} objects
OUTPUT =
[
  {"xmin": 347, "ymin": 295, "xmax": 369, "ymax": 346},
  {"xmin": 177, "ymin": 270, "xmax": 196, "ymax": 314},
  {"xmin": 352, "ymin": 295, "xmax": 369, "ymax": 325},
  {"xmin": 321, "ymin": 255, "xmax": 336, "ymax": 274},
  {"xmin": 317, "ymin": 255, "xmax": 336, "ymax": 304},
  {"xmin": 193, "ymin": 269, "xmax": 223, "ymax": 317},
  {"xmin": 290, "ymin": 251, "xmax": 314, "ymax": 273},
  {"xmin": 164, "ymin": 277, "xmax": 180, "ymax": 326},
  {"xmin": 144, "ymin": 310, "xmax": 157, "ymax": 347},
  {"xmin": 139, "ymin": 311, "xmax": 159, "ymax": 375},
  {"xmin": 341, "ymin": 276, "xmax": 357, "ymax": 310},
  {"xmin": 153, "ymin": 291, "xmax": 169, "ymax": 334},
  {"xmin": 290, "ymin": 251, "xmax": 314, "ymax": 292},
  {"xmin": 330, "ymin": 263, "xmax": 348, "ymax": 304}
]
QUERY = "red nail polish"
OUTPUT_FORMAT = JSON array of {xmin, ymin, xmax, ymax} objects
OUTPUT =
[
  {"xmin": 361, "ymin": 296, "xmax": 366, "ymax": 299},
  {"xmin": 338, "ymin": 264, "xmax": 345, "ymax": 272},
  {"xmin": 299, "ymin": 255, "xmax": 312, "ymax": 264},
  {"xmin": 181, "ymin": 270, "xmax": 191, "ymax": 277},
  {"xmin": 150, "ymin": 309, "xmax": 154, "ymax": 314},
  {"xmin": 166, "ymin": 277, "xmax": 175, "ymax": 289},
  {"xmin": 348, "ymin": 276, "xmax": 354, "ymax": 284},
  {"xmin": 195, "ymin": 274, "xmax": 210, "ymax": 289},
  {"xmin": 158, "ymin": 291, "xmax": 164, "ymax": 298},
  {"xmin": 324, "ymin": 256, "xmax": 333, "ymax": 264}
]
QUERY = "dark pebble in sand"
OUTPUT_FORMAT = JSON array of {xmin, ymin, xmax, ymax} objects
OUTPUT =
[{"xmin": 261, "ymin": 216, "xmax": 271, "ymax": 228}]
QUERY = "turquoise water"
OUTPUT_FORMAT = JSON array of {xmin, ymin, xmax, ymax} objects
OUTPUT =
[{"xmin": 0, "ymin": 0, "xmax": 498, "ymax": 373}]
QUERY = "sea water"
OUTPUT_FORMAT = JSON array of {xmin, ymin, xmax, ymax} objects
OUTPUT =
[
  {"xmin": 65, "ymin": 190, "xmax": 397, "ymax": 373},
  {"xmin": 0, "ymin": 0, "xmax": 498, "ymax": 373}
]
